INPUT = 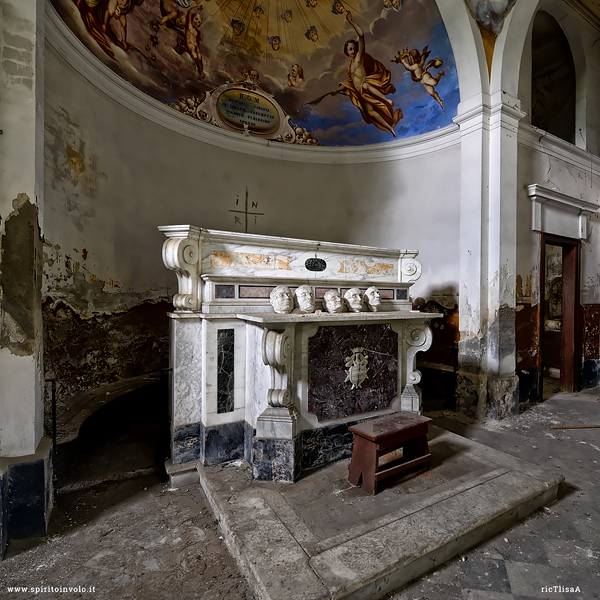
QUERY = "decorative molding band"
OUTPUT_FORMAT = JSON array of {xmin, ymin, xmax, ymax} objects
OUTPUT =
[
  {"xmin": 518, "ymin": 125, "xmax": 600, "ymax": 175},
  {"xmin": 45, "ymin": 2, "xmax": 460, "ymax": 165}
]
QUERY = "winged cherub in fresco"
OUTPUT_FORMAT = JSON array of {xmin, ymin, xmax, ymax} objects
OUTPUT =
[
  {"xmin": 185, "ymin": 5, "xmax": 205, "ymax": 78},
  {"xmin": 76, "ymin": 0, "xmax": 145, "ymax": 56},
  {"xmin": 103, "ymin": 0, "xmax": 146, "ymax": 49},
  {"xmin": 307, "ymin": 11, "xmax": 402, "ymax": 137},
  {"xmin": 392, "ymin": 46, "xmax": 445, "ymax": 108}
]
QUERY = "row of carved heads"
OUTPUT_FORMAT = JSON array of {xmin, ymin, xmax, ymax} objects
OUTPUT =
[{"xmin": 269, "ymin": 285, "xmax": 382, "ymax": 314}]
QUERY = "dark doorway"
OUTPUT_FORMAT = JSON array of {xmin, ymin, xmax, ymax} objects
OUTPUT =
[{"xmin": 539, "ymin": 235, "xmax": 581, "ymax": 398}]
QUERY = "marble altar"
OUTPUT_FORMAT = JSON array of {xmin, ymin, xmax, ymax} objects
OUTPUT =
[{"xmin": 159, "ymin": 226, "xmax": 440, "ymax": 483}]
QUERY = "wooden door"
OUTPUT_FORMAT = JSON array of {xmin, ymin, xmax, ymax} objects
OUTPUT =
[{"xmin": 539, "ymin": 234, "xmax": 581, "ymax": 397}]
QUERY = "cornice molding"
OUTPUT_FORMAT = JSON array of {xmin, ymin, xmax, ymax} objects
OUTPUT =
[
  {"xmin": 518, "ymin": 124, "xmax": 600, "ymax": 175},
  {"xmin": 525, "ymin": 184, "xmax": 599, "ymax": 213}
]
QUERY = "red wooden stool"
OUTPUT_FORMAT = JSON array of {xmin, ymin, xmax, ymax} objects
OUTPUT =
[{"xmin": 348, "ymin": 412, "xmax": 432, "ymax": 495}]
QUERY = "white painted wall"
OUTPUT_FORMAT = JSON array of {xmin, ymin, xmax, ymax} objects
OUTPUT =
[{"xmin": 43, "ymin": 41, "xmax": 462, "ymax": 315}]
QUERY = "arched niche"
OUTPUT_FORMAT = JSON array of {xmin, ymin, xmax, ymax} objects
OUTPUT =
[
  {"xmin": 492, "ymin": 0, "xmax": 587, "ymax": 149},
  {"xmin": 530, "ymin": 11, "xmax": 576, "ymax": 144}
]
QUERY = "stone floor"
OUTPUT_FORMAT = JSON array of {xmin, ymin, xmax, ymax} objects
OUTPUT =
[{"xmin": 1, "ymin": 388, "xmax": 599, "ymax": 600}]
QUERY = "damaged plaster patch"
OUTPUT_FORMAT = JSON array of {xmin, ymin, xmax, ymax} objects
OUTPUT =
[
  {"xmin": 43, "ymin": 299, "xmax": 171, "ymax": 414},
  {"xmin": 0, "ymin": 196, "xmax": 42, "ymax": 356},
  {"xmin": 45, "ymin": 108, "xmax": 106, "ymax": 233}
]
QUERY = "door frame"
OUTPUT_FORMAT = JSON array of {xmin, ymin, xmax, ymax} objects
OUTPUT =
[{"xmin": 538, "ymin": 233, "xmax": 581, "ymax": 396}]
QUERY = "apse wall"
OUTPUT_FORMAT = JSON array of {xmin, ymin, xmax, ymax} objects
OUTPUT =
[{"xmin": 42, "ymin": 34, "xmax": 461, "ymax": 403}]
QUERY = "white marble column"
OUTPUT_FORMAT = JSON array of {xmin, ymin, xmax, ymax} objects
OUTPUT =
[{"xmin": 454, "ymin": 92, "xmax": 525, "ymax": 419}]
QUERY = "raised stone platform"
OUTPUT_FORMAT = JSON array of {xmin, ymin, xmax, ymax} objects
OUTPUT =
[{"xmin": 196, "ymin": 425, "xmax": 563, "ymax": 600}]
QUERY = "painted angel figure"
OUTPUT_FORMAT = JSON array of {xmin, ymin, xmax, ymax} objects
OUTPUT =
[
  {"xmin": 307, "ymin": 12, "xmax": 401, "ymax": 137},
  {"xmin": 392, "ymin": 45, "xmax": 445, "ymax": 108}
]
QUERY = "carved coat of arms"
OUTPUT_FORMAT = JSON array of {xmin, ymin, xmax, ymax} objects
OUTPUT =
[{"xmin": 344, "ymin": 347, "xmax": 369, "ymax": 389}]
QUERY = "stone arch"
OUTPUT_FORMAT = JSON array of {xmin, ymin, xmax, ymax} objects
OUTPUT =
[
  {"xmin": 491, "ymin": 0, "xmax": 587, "ymax": 147},
  {"xmin": 434, "ymin": 0, "xmax": 489, "ymax": 103}
]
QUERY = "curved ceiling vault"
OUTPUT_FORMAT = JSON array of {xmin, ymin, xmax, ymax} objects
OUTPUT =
[{"xmin": 51, "ymin": 0, "xmax": 460, "ymax": 147}]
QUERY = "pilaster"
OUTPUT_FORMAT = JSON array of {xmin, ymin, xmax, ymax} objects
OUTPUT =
[
  {"xmin": 0, "ymin": 0, "xmax": 51, "ymax": 549},
  {"xmin": 454, "ymin": 92, "xmax": 525, "ymax": 419}
]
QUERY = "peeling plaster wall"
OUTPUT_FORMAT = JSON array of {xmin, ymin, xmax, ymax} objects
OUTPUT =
[
  {"xmin": 516, "ymin": 139, "xmax": 600, "ymax": 390},
  {"xmin": 43, "ymin": 42, "xmax": 462, "ymax": 407}
]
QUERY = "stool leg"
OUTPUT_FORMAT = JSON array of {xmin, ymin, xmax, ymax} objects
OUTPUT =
[
  {"xmin": 348, "ymin": 434, "xmax": 365, "ymax": 486},
  {"xmin": 348, "ymin": 436, "xmax": 378, "ymax": 495}
]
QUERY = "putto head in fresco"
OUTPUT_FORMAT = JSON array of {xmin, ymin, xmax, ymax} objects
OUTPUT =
[
  {"xmin": 305, "ymin": 25, "xmax": 318, "ymax": 42},
  {"xmin": 231, "ymin": 19, "xmax": 245, "ymax": 36},
  {"xmin": 269, "ymin": 35, "xmax": 281, "ymax": 51},
  {"xmin": 56, "ymin": 0, "xmax": 459, "ymax": 147},
  {"xmin": 331, "ymin": 0, "xmax": 345, "ymax": 15},
  {"xmin": 287, "ymin": 64, "xmax": 305, "ymax": 90}
]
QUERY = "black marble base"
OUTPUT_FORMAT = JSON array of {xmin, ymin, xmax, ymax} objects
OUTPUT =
[
  {"xmin": 172, "ymin": 421, "xmax": 250, "ymax": 467},
  {"xmin": 300, "ymin": 415, "xmax": 388, "ymax": 472},
  {"xmin": 0, "ymin": 471, "xmax": 7, "ymax": 560},
  {"xmin": 301, "ymin": 423, "xmax": 355, "ymax": 471},
  {"xmin": 204, "ymin": 421, "xmax": 246, "ymax": 466},
  {"xmin": 517, "ymin": 368, "xmax": 539, "ymax": 402},
  {"xmin": 3, "ymin": 442, "xmax": 53, "ymax": 546},
  {"xmin": 581, "ymin": 360, "xmax": 600, "ymax": 389},
  {"xmin": 171, "ymin": 422, "xmax": 203, "ymax": 465},
  {"xmin": 244, "ymin": 421, "xmax": 255, "ymax": 465},
  {"xmin": 252, "ymin": 437, "xmax": 302, "ymax": 482}
]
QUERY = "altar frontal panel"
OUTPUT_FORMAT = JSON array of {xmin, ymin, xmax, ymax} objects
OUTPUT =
[{"xmin": 308, "ymin": 324, "xmax": 398, "ymax": 421}]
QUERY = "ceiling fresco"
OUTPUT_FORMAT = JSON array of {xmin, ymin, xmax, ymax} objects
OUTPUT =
[{"xmin": 51, "ymin": 0, "xmax": 460, "ymax": 146}]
